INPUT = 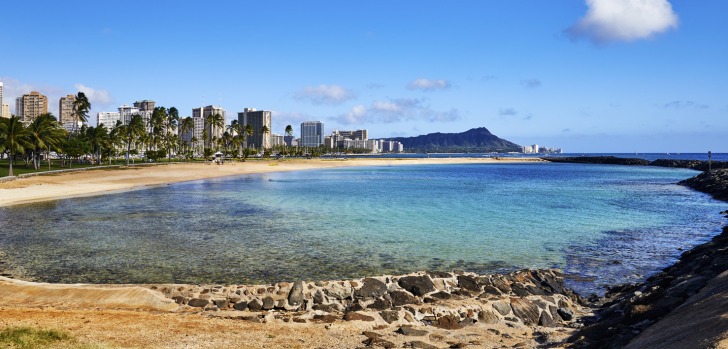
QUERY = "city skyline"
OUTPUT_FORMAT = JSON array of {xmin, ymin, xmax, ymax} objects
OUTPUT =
[{"xmin": 1, "ymin": 1, "xmax": 727, "ymax": 152}]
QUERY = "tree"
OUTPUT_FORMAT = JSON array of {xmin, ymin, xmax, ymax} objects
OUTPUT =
[
  {"xmin": 165, "ymin": 107, "xmax": 179, "ymax": 161},
  {"xmin": 0, "ymin": 116, "xmax": 32, "ymax": 176},
  {"xmin": 260, "ymin": 125, "xmax": 270, "ymax": 152},
  {"xmin": 123, "ymin": 114, "xmax": 146, "ymax": 165},
  {"xmin": 179, "ymin": 116, "xmax": 194, "ymax": 159},
  {"xmin": 27, "ymin": 113, "xmax": 66, "ymax": 170},
  {"xmin": 71, "ymin": 92, "xmax": 91, "ymax": 134},
  {"xmin": 85, "ymin": 124, "xmax": 109, "ymax": 165},
  {"xmin": 243, "ymin": 124, "xmax": 254, "ymax": 161}
]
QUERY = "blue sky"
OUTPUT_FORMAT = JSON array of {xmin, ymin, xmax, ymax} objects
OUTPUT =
[{"xmin": 1, "ymin": 0, "xmax": 726, "ymax": 152}]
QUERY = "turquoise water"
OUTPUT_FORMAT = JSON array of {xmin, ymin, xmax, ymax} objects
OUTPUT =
[{"xmin": 0, "ymin": 163, "xmax": 725, "ymax": 295}]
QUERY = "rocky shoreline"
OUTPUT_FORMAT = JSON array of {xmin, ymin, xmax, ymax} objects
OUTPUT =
[{"xmin": 543, "ymin": 156, "xmax": 728, "ymax": 171}]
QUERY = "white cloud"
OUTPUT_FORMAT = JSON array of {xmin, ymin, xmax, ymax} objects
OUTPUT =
[
  {"xmin": 407, "ymin": 78, "xmax": 451, "ymax": 91},
  {"xmin": 334, "ymin": 98, "xmax": 460, "ymax": 125},
  {"xmin": 567, "ymin": 0, "xmax": 679, "ymax": 44},
  {"xmin": 74, "ymin": 83, "xmax": 114, "ymax": 106},
  {"xmin": 294, "ymin": 84, "xmax": 356, "ymax": 105},
  {"xmin": 499, "ymin": 108, "xmax": 518, "ymax": 116},
  {"xmin": 521, "ymin": 79, "xmax": 542, "ymax": 88}
]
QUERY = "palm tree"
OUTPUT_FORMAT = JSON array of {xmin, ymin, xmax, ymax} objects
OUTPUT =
[
  {"xmin": 204, "ymin": 113, "xmax": 225, "ymax": 151},
  {"xmin": 165, "ymin": 107, "xmax": 179, "ymax": 161},
  {"xmin": 178, "ymin": 116, "xmax": 194, "ymax": 158},
  {"xmin": 71, "ymin": 92, "xmax": 91, "ymax": 134},
  {"xmin": 0, "ymin": 116, "xmax": 32, "ymax": 176},
  {"xmin": 27, "ymin": 113, "xmax": 66, "ymax": 170},
  {"xmin": 243, "ymin": 124, "xmax": 254, "ymax": 161},
  {"xmin": 124, "ymin": 114, "xmax": 146, "ymax": 165},
  {"xmin": 86, "ymin": 124, "xmax": 109, "ymax": 165}
]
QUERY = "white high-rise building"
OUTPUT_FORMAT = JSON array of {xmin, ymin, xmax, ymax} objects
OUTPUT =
[
  {"xmin": 193, "ymin": 105, "xmax": 227, "ymax": 146},
  {"xmin": 97, "ymin": 112, "xmax": 122, "ymax": 127}
]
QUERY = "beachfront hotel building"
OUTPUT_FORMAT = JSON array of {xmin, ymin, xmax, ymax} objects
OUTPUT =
[
  {"xmin": 270, "ymin": 133, "xmax": 285, "ymax": 147},
  {"xmin": 193, "ymin": 105, "xmax": 226, "ymax": 146},
  {"xmin": 134, "ymin": 100, "xmax": 155, "ymax": 112},
  {"xmin": 178, "ymin": 116, "xmax": 206, "ymax": 153},
  {"xmin": 300, "ymin": 121, "xmax": 324, "ymax": 147},
  {"xmin": 1, "ymin": 104, "xmax": 8, "ymax": 119},
  {"xmin": 238, "ymin": 108, "xmax": 272, "ymax": 150},
  {"xmin": 59, "ymin": 94, "xmax": 75, "ymax": 124},
  {"xmin": 97, "ymin": 111, "xmax": 122, "ymax": 127},
  {"xmin": 16, "ymin": 91, "xmax": 48, "ymax": 122}
]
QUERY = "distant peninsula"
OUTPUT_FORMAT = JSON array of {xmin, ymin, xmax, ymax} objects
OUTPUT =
[{"xmin": 379, "ymin": 127, "xmax": 522, "ymax": 153}]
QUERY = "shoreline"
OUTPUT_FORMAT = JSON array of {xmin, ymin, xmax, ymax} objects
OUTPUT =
[{"xmin": 0, "ymin": 157, "xmax": 543, "ymax": 208}]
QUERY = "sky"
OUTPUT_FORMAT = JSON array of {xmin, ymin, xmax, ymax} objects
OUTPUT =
[{"xmin": 1, "ymin": 0, "xmax": 727, "ymax": 152}]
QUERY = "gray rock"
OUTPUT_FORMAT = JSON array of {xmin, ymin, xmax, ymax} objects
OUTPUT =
[
  {"xmin": 398, "ymin": 275, "xmax": 436, "ymax": 296},
  {"xmin": 368, "ymin": 298, "xmax": 392, "ymax": 310},
  {"xmin": 539, "ymin": 311, "xmax": 557, "ymax": 327},
  {"xmin": 557, "ymin": 307, "xmax": 574, "ymax": 321},
  {"xmin": 187, "ymin": 298, "xmax": 210, "ymax": 308},
  {"xmin": 288, "ymin": 281, "xmax": 304, "ymax": 306},
  {"xmin": 390, "ymin": 290, "xmax": 420, "ymax": 306},
  {"xmin": 233, "ymin": 301, "xmax": 248, "ymax": 311},
  {"xmin": 510, "ymin": 298, "xmax": 540, "ymax": 325},
  {"xmin": 358, "ymin": 278, "xmax": 388, "ymax": 299},
  {"xmin": 380, "ymin": 310, "xmax": 400, "ymax": 324},
  {"xmin": 457, "ymin": 275, "xmax": 481, "ymax": 292},
  {"xmin": 313, "ymin": 289, "xmax": 326, "ymax": 304},
  {"xmin": 262, "ymin": 296, "xmax": 275, "ymax": 310},
  {"xmin": 396, "ymin": 326, "xmax": 429, "ymax": 336},
  {"xmin": 312, "ymin": 303, "xmax": 341, "ymax": 313},
  {"xmin": 409, "ymin": 340, "xmax": 439, "ymax": 349},
  {"xmin": 492, "ymin": 301, "xmax": 512, "ymax": 316},
  {"xmin": 213, "ymin": 299, "xmax": 229, "ymax": 309},
  {"xmin": 478, "ymin": 309, "xmax": 500, "ymax": 324},
  {"xmin": 248, "ymin": 299, "xmax": 263, "ymax": 311},
  {"xmin": 430, "ymin": 291, "xmax": 452, "ymax": 300},
  {"xmin": 481, "ymin": 285, "xmax": 502, "ymax": 296}
]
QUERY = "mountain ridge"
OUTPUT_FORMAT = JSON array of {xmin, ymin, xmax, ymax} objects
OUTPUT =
[{"xmin": 380, "ymin": 127, "xmax": 521, "ymax": 152}]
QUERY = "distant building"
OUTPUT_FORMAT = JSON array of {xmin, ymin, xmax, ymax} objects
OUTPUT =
[
  {"xmin": 379, "ymin": 140, "xmax": 404, "ymax": 153},
  {"xmin": 238, "ymin": 108, "xmax": 272, "ymax": 149},
  {"xmin": 300, "ymin": 121, "xmax": 324, "ymax": 147},
  {"xmin": 270, "ymin": 133, "xmax": 284, "ymax": 147},
  {"xmin": 193, "ymin": 105, "xmax": 227, "ymax": 146},
  {"xmin": 133, "ymin": 100, "xmax": 155, "ymax": 112},
  {"xmin": 522, "ymin": 143, "xmax": 561, "ymax": 154},
  {"xmin": 97, "ymin": 111, "xmax": 122, "ymax": 127},
  {"xmin": 16, "ymin": 91, "xmax": 48, "ymax": 122},
  {"xmin": 284, "ymin": 135, "xmax": 295, "ymax": 146},
  {"xmin": 1, "ymin": 104, "xmax": 8, "ymax": 119},
  {"xmin": 179, "ymin": 117, "xmax": 205, "ymax": 153},
  {"xmin": 59, "ymin": 94, "xmax": 75, "ymax": 124}
]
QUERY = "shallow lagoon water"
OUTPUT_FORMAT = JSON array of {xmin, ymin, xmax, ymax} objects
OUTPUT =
[{"xmin": 0, "ymin": 162, "xmax": 725, "ymax": 295}]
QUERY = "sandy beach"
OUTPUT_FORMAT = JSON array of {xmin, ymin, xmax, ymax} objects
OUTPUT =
[{"xmin": 0, "ymin": 157, "xmax": 541, "ymax": 208}]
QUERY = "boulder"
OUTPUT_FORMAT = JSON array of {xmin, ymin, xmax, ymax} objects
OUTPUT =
[
  {"xmin": 557, "ymin": 307, "xmax": 574, "ymax": 321},
  {"xmin": 398, "ymin": 275, "xmax": 436, "ymax": 296},
  {"xmin": 510, "ymin": 298, "xmax": 540, "ymax": 325},
  {"xmin": 344, "ymin": 312, "xmax": 375, "ymax": 322},
  {"xmin": 539, "ymin": 311, "xmax": 557, "ymax": 327},
  {"xmin": 358, "ymin": 278, "xmax": 388, "ymax": 299},
  {"xmin": 233, "ymin": 301, "xmax": 248, "ymax": 311},
  {"xmin": 396, "ymin": 326, "xmax": 429, "ymax": 336},
  {"xmin": 262, "ymin": 296, "xmax": 275, "ymax": 310},
  {"xmin": 492, "ymin": 301, "xmax": 512, "ymax": 316},
  {"xmin": 380, "ymin": 310, "xmax": 400, "ymax": 324},
  {"xmin": 247, "ymin": 299, "xmax": 263, "ymax": 311},
  {"xmin": 288, "ymin": 281, "xmax": 304, "ymax": 306},
  {"xmin": 390, "ymin": 290, "xmax": 420, "ymax": 307},
  {"xmin": 433, "ymin": 314, "xmax": 464, "ymax": 330},
  {"xmin": 457, "ymin": 275, "xmax": 481, "ymax": 292},
  {"xmin": 478, "ymin": 309, "xmax": 500, "ymax": 324},
  {"xmin": 187, "ymin": 298, "xmax": 209, "ymax": 308}
]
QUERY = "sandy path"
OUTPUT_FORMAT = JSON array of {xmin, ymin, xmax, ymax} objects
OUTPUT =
[{"xmin": 0, "ymin": 157, "xmax": 541, "ymax": 207}]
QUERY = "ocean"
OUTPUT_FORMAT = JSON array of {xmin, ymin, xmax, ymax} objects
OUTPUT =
[{"xmin": 0, "ymin": 162, "xmax": 725, "ymax": 296}]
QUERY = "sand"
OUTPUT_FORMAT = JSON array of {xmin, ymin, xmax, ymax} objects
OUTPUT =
[{"xmin": 0, "ymin": 157, "xmax": 542, "ymax": 207}]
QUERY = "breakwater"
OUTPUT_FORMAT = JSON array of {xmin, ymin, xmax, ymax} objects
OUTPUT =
[{"xmin": 544, "ymin": 156, "xmax": 728, "ymax": 171}]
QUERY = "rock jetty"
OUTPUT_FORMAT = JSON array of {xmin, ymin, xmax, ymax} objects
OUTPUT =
[
  {"xmin": 678, "ymin": 168, "xmax": 728, "ymax": 201},
  {"xmin": 148, "ymin": 269, "xmax": 586, "ymax": 347},
  {"xmin": 543, "ymin": 156, "xmax": 728, "ymax": 171}
]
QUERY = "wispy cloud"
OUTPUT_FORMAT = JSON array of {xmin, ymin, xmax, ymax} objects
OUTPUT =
[
  {"xmin": 662, "ymin": 100, "xmax": 709, "ymax": 109},
  {"xmin": 499, "ymin": 108, "xmax": 518, "ymax": 116},
  {"xmin": 294, "ymin": 84, "xmax": 356, "ymax": 105},
  {"xmin": 566, "ymin": 0, "xmax": 679, "ymax": 44},
  {"xmin": 407, "ymin": 78, "xmax": 451, "ymax": 91},
  {"xmin": 521, "ymin": 78, "xmax": 542, "ymax": 89},
  {"xmin": 74, "ymin": 83, "xmax": 114, "ymax": 106},
  {"xmin": 334, "ymin": 98, "xmax": 460, "ymax": 125},
  {"xmin": 1, "ymin": 77, "xmax": 65, "ymax": 115}
]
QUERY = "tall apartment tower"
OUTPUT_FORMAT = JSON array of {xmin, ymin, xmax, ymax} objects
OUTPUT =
[
  {"xmin": 1, "ymin": 105, "xmax": 9, "ymax": 119},
  {"xmin": 59, "ymin": 94, "xmax": 76, "ymax": 124},
  {"xmin": 237, "ymin": 108, "xmax": 272, "ymax": 150},
  {"xmin": 192, "ymin": 105, "xmax": 227, "ymax": 146},
  {"xmin": 134, "ymin": 100, "xmax": 156, "ymax": 112},
  {"xmin": 17, "ymin": 91, "xmax": 48, "ymax": 122},
  {"xmin": 300, "ymin": 121, "xmax": 324, "ymax": 147}
]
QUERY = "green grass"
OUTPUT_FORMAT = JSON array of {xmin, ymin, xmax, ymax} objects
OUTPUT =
[
  {"xmin": 0, "ymin": 160, "xmax": 101, "ymax": 177},
  {"xmin": 0, "ymin": 327, "xmax": 109, "ymax": 349}
]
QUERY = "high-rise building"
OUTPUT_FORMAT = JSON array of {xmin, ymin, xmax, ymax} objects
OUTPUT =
[
  {"xmin": 59, "ymin": 94, "xmax": 76, "ymax": 124},
  {"xmin": 300, "ymin": 121, "xmax": 324, "ymax": 147},
  {"xmin": 238, "ymin": 108, "xmax": 272, "ymax": 149},
  {"xmin": 179, "ymin": 116, "xmax": 205, "ymax": 154},
  {"xmin": 17, "ymin": 91, "xmax": 48, "ymax": 122},
  {"xmin": 270, "ymin": 133, "xmax": 284, "ymax": 147},
  {"xmin": 1, "ymin": 104, "xmax": 9, "ymax": 119},
  {"xmin": 192, "ymin": 105, "xmax": 227, "ymax": 147},
  {"xmin": 134, "ymin": 100, "xmax": 156, "ymax": 112},
  {"xmin": 97, "ymin": 111, "xmax": 122, "ymax": 127}
]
